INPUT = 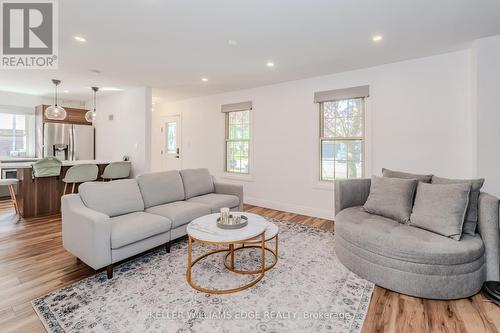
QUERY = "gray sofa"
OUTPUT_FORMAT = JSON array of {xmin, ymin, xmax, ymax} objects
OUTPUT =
[
  {"xmin": 62, "ymin": 168, "xmax": 243, "ymax": 278},
  {"xmin": 334, "ymin": 178, "xmax": 500, "ymax": 299}
]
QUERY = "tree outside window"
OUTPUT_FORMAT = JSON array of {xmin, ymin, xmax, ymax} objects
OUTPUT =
[
  {"xmin": 225, "ymin": 110, "xmax": 250, "ymax": 174},
  {"xmin": 320, "ymin": 98, "xmax": 364, "ymax": 181}
]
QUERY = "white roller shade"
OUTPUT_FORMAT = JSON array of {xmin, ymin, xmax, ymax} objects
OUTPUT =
[
  {"xmin": 221, "ymin": 101, "xmax": 252, "ymax": 113},
  {"xmin": 314, "ymin": 85, "xmax": 369, "ymax": 103}
]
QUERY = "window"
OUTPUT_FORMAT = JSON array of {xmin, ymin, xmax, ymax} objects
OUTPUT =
[
  {"xmin": 0, "ymin": 112, "xmax": 35, "ymax": 158},
  {"xmin": 166, "ymin": 122, "xmax": 177, "ymax": 154},
  {"xmin": 320, "ymin": 98, "xmax": 364, "ymax": 181},
  {"xmin": 225, "ymin": 110, "xmax": 250, "ymax": 174}
]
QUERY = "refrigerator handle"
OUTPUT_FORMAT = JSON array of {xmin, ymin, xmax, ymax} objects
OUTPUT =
[{"xmin": 69, "ymin": 125, "xmax": 75, "ymax": 161}]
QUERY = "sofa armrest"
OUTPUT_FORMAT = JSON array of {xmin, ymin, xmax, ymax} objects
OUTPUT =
[
  {"xmin": 477, "ymin": 192, "xmax": 500, "ymax": 281},
  {"xmin": 334, "ymin": 178, "xmax": 371, "ymax": 215},
  {"xmin": 62, "ymin": 194, "xmax": 112, "ymax": 270},
  {"xmin": 214, "ymin": 181, "xmax": 244, "ymax": 211}
]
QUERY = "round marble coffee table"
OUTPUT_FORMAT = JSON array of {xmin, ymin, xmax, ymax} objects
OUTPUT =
[{"xmin": 186, "ymin": 212, "xmax": 268, "ymax": 294}]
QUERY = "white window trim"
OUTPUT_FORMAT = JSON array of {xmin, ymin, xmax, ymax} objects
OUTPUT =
[
  {"xmin": 317, "ymin": 97, "xmax": 371, "ymax": 184},
  {"xmin": 0, "ymin": 111, "xmax": 35, "ymax": 159},
  {"xmin": 222, "ymin": 109, "xmax": 254, "ymax": 181}
]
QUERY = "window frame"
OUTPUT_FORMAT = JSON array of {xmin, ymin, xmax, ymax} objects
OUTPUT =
[
  {"xmin": 0, "ymin": 112, "xmax": 34, "ymax": 159},
  {"xmin": 224, "ymin": 109, "xmax": 251, "ymax": 175},
  {"xmin": 319, "ymin": 98, "xmax": 366, "ymax": 182}
]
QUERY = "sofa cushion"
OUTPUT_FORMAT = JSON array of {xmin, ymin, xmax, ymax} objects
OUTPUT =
[
  {"xmin": 336, "ymin": 206, "xmax": 485, "ymax": 265},
  {"xmin": 187, "ymin": 193, "xmax": 240, "ymax": 213},
  {"xmin": 79, "ymin": 179, "xmax": 145, "ymax": 217},
  {"xmin": 146, "ymin": 201, "xmax": 211, "ymax": 228},
  {"xmin": 382, "ymin": 168, "xmax": 433, "ymax": 183},
  {"xmin": 137, "ymin": 171, "xmax": 185, "ymax": 208},
  {"xmin": 363, "ymin": 176, "xmax": 417, "ymax": 223},
  {"xmin": 410, "ymin": 182, "xmax": 471, "ymax": 240},
  {"xmin": 110, "ymin": 212, "xmax": 172, "ymax": 249},
  {"xmin": 180, "ymin": 168, "xmax": 214, "ymax": 199},
  {"xmin": 432, "ymin": 176, "xmax": 485, "ymax": 236}
]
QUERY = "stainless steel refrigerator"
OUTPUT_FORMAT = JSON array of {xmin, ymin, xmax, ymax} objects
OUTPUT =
[{"xmin": 41, "ymin": 123, "xmax": 94, "ymax": 160}]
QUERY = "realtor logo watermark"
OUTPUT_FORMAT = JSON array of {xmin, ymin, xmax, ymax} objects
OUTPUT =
[{"xmin": 1, "ymin": 0, "xmax": 58, "ymax": 69}]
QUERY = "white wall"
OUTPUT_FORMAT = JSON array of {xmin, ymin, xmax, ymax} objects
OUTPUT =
[
  {"xmin": 152, "ymin": 50, "xmax": 473, "ymax": 219},
  {"xmin": 0, "ymin": 90, "xmax": 85, "ymax": 109},
  {"xmin": 474, "ymin": 35, "xmax": 500, "ymax": 197},
  {"xmin": 93, "ymin": 87, "xmax": 152, "ymax": 177}
]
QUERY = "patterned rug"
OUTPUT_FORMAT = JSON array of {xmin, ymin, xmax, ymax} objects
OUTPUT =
[{"xmin": 32, "ymin": 218, "xmax": 374, "ymax": 333}]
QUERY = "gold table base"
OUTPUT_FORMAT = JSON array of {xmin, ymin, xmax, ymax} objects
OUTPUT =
[
  {"xmin": 223, "ymin": 234, "xmax": 279, "ymax": 274},
  {"xmin": 186, "ymin": 232, "xmax": 267, "ymax": 294}
]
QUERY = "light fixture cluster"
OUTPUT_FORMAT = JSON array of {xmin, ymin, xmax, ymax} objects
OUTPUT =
[
  {"xmin": 45, "ymin": 79, "xmax": 99, "ymax": 123},
  {"xmin": 73, "ymin": 34, "xmax": 383, "ymax": 89}
]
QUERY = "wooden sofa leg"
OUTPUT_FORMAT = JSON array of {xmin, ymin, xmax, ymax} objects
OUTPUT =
[
  {"xmin": 165, "ymin": 241, "xmax": 171, "ymax": 253},
  {"xmin": 106, "ymin": 264, "xmax": 113, "ymax": 279},
  {"xmin": 76, "ymin": 257, "xmax": 81, "ymax": 264}
]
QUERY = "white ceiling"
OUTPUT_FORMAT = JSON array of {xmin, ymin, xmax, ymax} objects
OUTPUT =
[{"xmin": 1, "ymin": 0, "xmax": 500, "ymax": 102}]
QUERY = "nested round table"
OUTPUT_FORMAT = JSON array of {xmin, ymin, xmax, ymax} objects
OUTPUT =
[{"xmin": 186, "ymin": 212, "xmax": 278, "ymax": 294}]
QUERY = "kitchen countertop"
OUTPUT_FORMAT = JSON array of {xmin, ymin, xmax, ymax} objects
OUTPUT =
[
  {"xmin": 0, "ymin": 157, "xmax": 41, "ymax": 162},
  {"xmin": 0, "ymin": 160, "xmax": 130, "ymax": 169}
]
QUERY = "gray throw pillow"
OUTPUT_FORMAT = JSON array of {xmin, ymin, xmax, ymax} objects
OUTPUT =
[
  {"xmin": 410, "ymin": 182, "xmax": 471, "ymax": 240},
  {"xmin": 382, "ymin": 168, "xmax": 433, "ymax": 183},
  {"xmin": 363, "ymin": 176, "xmax": 417, "ymax": 223},
  {"xmin": 431, "ymin": 176, "xmax": 484, "ymax": 235}
]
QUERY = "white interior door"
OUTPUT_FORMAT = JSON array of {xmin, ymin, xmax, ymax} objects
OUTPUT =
[{"xmin": 162, "ymin": 115, "xmax": 182, "ymax": 170}]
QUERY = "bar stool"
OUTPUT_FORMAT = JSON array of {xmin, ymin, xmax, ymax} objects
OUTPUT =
[
  {"xmin": 0, "ymin": 178, "xmax": 19, "ymax": 218},
  {"xmin": 62, "ymin": 164, "xmax": 98, "ymax": 194},
  {"xmin": 32, "ymin": 157, "xmax": 62, "ymax": 179},
  {"xmin": 101, "ymin": 162, "xmax": 131, "ymax": 181}
]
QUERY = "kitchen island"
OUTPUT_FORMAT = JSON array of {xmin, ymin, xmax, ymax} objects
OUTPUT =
[{"xmin": 0, "ymin": 160, "xmax": 130, "ymax": 218}]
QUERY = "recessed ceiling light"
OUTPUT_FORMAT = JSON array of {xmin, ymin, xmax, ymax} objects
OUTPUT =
[
  {"xmin": 201, "ymin": 77, "xmax": 208, "ymax": 82},
  {"xmin": 74, "ymin": 36, "xmax": 86, "ymax": 42},
  {"xmin": 63, "ymin": 90, "xmax": 69, "ymax": 93},
  {"xmin": 228, "ymin": 39, "xmax": 238, "ymax": 46},
  {"xmin": 267, "ymin": 62, "xmax": 275, "ymax": 68},
  {"xmin": 372, "ymin": 35, "xmax": 383, "ymax": 42}
]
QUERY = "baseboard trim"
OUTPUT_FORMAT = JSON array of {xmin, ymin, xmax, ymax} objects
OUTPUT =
[{"xmin": 244, "ymin": 196, "xmax": 334, "ymax": 220}]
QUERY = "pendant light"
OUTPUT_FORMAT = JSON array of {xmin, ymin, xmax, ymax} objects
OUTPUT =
[
  {"xmin": 85, "ymin": 87, "xmax": 98, "ymax": 123},
  {"xmin": 45, "ymin": 79, "xmax": 67, "ymax": 120}
]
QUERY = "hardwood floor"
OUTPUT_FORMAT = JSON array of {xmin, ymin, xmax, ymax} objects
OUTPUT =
[{"xmin": 0, "ymin": 201, "xmax": 498, "ymax": 332}]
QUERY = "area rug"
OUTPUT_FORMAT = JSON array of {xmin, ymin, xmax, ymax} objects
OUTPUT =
[{"xmin": 32, "ymin": 218, "xmax": 374, "ymax": 333}]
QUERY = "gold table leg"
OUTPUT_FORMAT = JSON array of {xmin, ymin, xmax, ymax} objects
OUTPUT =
[{"xmin": 229, "ymin": 244, "xmax": 235, "ymax": 269}]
